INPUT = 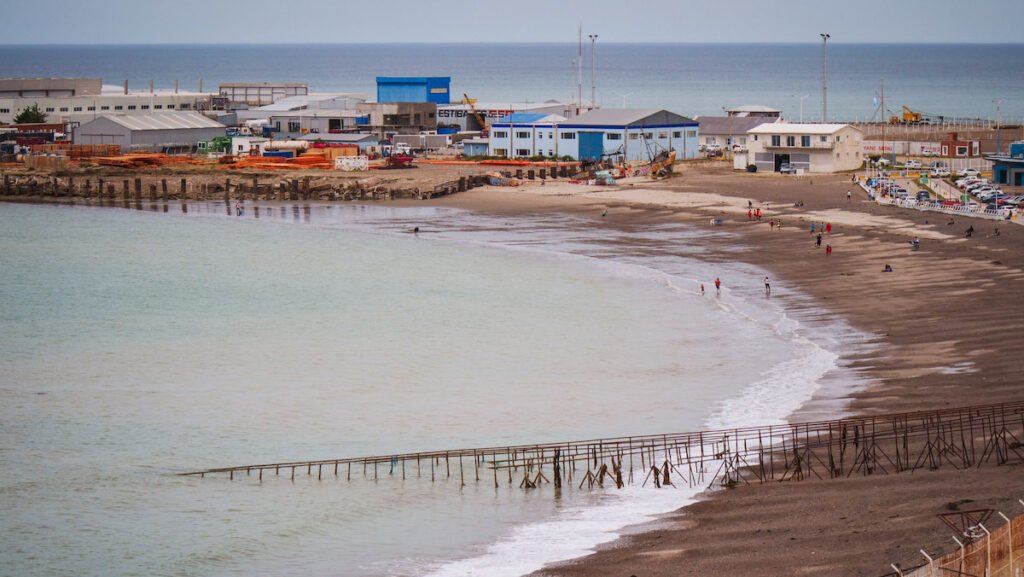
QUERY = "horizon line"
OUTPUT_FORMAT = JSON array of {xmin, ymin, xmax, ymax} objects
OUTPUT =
[{"xmin": 2, "ymin": 40, "xmax": 1023, "ymax": 47}]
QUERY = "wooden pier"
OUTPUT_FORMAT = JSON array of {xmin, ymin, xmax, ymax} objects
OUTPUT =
[{"xmin": 181, "ymin": 401, "xmax": 1024, "ymax": 491}]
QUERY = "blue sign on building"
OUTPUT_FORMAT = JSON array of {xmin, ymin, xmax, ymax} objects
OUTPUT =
[{"xmin": 376, "ymin": 77, "xmax": 451, "ymax": 104}]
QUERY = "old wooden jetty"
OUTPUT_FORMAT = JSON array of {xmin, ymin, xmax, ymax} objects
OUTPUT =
[{"xmin": 181, "ymin": 401, "xmax": 1024, "ymax": 491}]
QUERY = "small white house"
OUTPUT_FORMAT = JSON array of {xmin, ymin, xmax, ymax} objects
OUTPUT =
[
  {"xmin": 231, "ymin": 136, "xmax": 269, "ymax": 156},
  {"xmin": 743, "ymin": 123, "xmax": 864, "ymax": 173}
]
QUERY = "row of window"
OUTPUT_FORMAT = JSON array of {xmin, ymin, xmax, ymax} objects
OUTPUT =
[
  {"xmin": 492, "ymin": 130, "xmax": 694, "ymax": 140},
  {"xmin": 33, "ymin": 103, "xmax": 192, "ymax": 114}
]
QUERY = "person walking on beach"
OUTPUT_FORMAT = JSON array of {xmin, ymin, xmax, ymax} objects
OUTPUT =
[
  {"xmin": 847, "ymin": 190, "xmax": 852, "ymax": 202},
  {"xmin": 810, "ymin": 222, "xmax": 816, "ymax": 235},
  {"xmin": 747, "ymin": 209, "xmax": 752, "ymax": 221},
  {"xmin": 755, "ymin": 208, "xmax": 762, "ymax": 221},
  {"xmin": 714, "ymin": 277, "xmax": 721, "ymax": 292},
  {"xmin": 764, "ymin": 276, "xmax": 771, "ymax": 295},
  {"xmin": 825, "ymin": 222, "xmax": 832, "ymax": 234},
  {"xmin": 816, "ymin": 233, "xmax": 823, "ymax": 248},
  {"xmin": 826, "ymin": 244, "xmax": 833, "ymax": 256},
  {"xmin": 700, "ymin": 283, "xmax": 705, "ymax": 295},
  {"xmin": 748, "ymin": 200, "xmax": 753, "ymax": 209},
  {"xmin": 769, "ymin": 219, "xmax": 775, "ymax": 230}
]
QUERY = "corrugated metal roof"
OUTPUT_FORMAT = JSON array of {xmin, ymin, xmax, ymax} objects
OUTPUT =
[
  {"xmin": 695, "ymin": 116, "xmax": 777, "ymax": 135},
  {"xmin": 496, "ymin": 112, "xmax": 554, "ymax": 123},
  {"xmin": 748, "ymin": 123, "xmax": 858, "ymax": 135},
  {"xmin": 727, "ymin": 105, "xmax": 781, "ymax": 113},
  {"xmin": 566, "ymin": 108, "xmax": 696, "ymax": 127},
  {"xmin": 102, "ymin": 112, "xmax": 225, "ymax": 131},
  {"xmin": 297, "ymin": 133, "xmax": 377, "ymax": 142}
]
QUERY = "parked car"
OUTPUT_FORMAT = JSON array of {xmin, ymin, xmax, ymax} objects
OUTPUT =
[
  {"xmin": 922, "ymin": 149, "xmax": 939, "ymax": 157},
  {"xmin": 904, "ymin": 160, "xmax": 922, "ymax": 169},
  {"xmin": 958, "ymin": 168, "xmax": 980, "ymax": 177},
  {"xmin": 779, "ymin": 163, "xmax": 797, "ymax": 174},
  {"xmin": 931, "ymin": 168, "xmax": 951, "ymax": 177},
  {"xmin": 916, "ymin": 191, "xmax": 931, "ymax": 201}
]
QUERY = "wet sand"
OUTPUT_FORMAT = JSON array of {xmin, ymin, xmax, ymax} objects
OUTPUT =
[{"xmin": 429, "ymin": 163, "xmax": 1024, "ymax": 576}]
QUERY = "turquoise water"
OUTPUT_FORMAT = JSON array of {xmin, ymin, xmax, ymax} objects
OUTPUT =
[{"xmin": 0, "ymin": 201, "xmax": 846, "ymax": 576}]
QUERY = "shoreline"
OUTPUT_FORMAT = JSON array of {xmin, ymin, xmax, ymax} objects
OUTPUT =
[
  {"xmin": 419, "ymin": 166, "xmax": 1024, "ymax": 576},
  {"xmin": 4, "ymin": 164, "xmax": 1023, "ymax": 575}
]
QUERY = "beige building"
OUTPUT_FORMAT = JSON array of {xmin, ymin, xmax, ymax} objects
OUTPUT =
[
  {"xmin": 0, "ymin": 78, "xmax": 214, "ymax": 126},
  {"xmin": 743, "ymin": 123, "xmax": 863, "ymax": 173}
]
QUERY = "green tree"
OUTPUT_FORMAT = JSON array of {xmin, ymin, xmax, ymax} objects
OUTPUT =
[{"xmin": 13, "ymin": 103, "xmax": 47, "ymax": 124}]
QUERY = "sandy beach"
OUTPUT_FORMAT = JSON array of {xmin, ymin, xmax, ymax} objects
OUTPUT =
[{"xmin": 428, "ymin": 162, "xmax": 1024, "ymax": 576}]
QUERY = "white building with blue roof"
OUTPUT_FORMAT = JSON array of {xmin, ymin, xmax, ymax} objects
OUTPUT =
[{"xmin": 488, "ymin": 108, "xmax": 699, "ymax": 162}]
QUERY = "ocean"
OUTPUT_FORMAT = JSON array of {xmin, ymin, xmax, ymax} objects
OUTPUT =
[
  {"xmin": 1, "ymin": 43, "xmax": 1022, "ymax": 121},
  {"xmin": 0, "ymin": 200, "xmax": 863, "ymax": 576}
]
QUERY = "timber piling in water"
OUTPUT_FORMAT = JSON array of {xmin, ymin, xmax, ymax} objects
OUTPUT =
[
  {"xmin": 0, "ymin": 172, "xmax": 475, "ymax": 202},
  {"xmin": 180, "ymin": 401, "xmax": 1024, "ymax": 494}
]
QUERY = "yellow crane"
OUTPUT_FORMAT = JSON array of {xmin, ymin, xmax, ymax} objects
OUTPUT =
[
  {"xmin": 462, "ymin": 93, "xmax": 489, "ymax": 135},
  {"xmin": 890, "ymin": 105, "xmax": 922, "ymax": 125}
]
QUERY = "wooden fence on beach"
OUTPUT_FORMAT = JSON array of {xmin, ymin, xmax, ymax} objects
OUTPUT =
[{"xmin": 181, "ymin": 401, "xmax": 1024, "ymax": 492}]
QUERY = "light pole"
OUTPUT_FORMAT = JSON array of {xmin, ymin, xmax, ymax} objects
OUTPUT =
[
  {"xmin": 589, "ymin": 34, "xmax": 598, "ymax": 109},
  {"xmin": 820, "ymin": 33, "xmax": 830, "ymax": 122},
  {"xmin": 792, "ymin": 93, "xmax": 809, "ymax": 123},
  {"xmin": 993, "ymin": 98, "xmax": 1004, "ymax": 155},
  {"xmin": 722, "ymin": 106, "xmax": 733, "ymax": 158}
]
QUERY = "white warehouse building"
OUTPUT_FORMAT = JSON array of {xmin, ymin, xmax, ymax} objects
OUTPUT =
[
  {"xmin": 743, "ymin": 123, "xmax": 864, "ymax": 173},
  {"xmin": 488, "ymin": 109, "xmax": 699, "ymax": 162}
]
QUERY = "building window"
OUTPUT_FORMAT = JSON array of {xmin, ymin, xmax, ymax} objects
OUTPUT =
[
  {"xmin": 547, "ymin": 150, "xmax": 553, "ymax": 156},
  {"xmin": 87, "ymin": 106, "xmax": 95, "ymax": 111},
  {"xmin": 59, "ymin": 107, "xmax": 69, "ymax": 112},
  {"xmin": 770, "ymin": 135, "xmax": 780, "ymax": 146},
  {"xmin": 180, "ymin": 103, "xmax": 190, "ymax": 109},
  {"xmin": 629, "ymin": 133, "xmax": 639, "ymax": 140},
  {"xmin": 560, "ymin": 132, "xmax": 576, "ymax": 140},
  {"xmin": 0, "ymin": 108, "xmax": 8, "ymax": 114},
  {"xmin": 738, "ymin": 137, "xmax": 746, "ymax": 145},
  {"xmin": 548, "ymin": 132, "xmax": 553, "ymax": 139},
  {"xmin": 672, "ymin": 131, "xmax": 681, "ymax": 138},
  {"xmin": 607, "ymin": 133, "xmax": 622, "ymax": 141},
  {"xmin": 686, "ymin": 130, "xmax": 697, "ymax": 138},
  {"xmin": 154, "ymin": 105, "xmax": 162, "ymax": 109},
  {"xmin": 114, "ymin": 106, "xmax": 123, "ymax": 111},
  {"xmin": 494, "ymin": 148, "xmax": 508, "ymax": 157},
  {"xmin": 516, "ymin": 131, "xmax": 530, "ymax": 138},
  {"xmin": 141, "ymin": 105, "xmax": 149, "ymax": 110},
  {"xmin": 786, "ymin": 136, "xmax": 795, "ymax": 146},
  {"xmin": 658, "ymin": 132, "xmax": 668, "ymax": 139},
  {"xmin": 128, "ymin": 105, "xmax": 136, "ymax": 110},
  {"xmin": 801, "ymin": 135, "xmax": 811, "ymax": 147},
  {"xmin": 707, "ymin": 137, "xmax": 717, "ymax": 144},
  {"xmin": 166, "ymin": 104, "xmax": 175, "ymax": 109},
  {"xmin": 493, "ymin": 130, "xmax": 507, "ymax": 138},
  {"xmin": 101, "ymin": 106, "xmax": 110, "ymax": 110},
  {"xmin": 516, "ymin": 148, "xmax": 530, "ymax": 156},
  {"xmin": 73, "ymin": 107, "xmax": 82, "ymax": 112},
  {"xmin": 820, "ymin": 136, "xmax": 828, "ymax": 142},
  {"xmin": 45, "ymin": 107, "xmax": 55, "ymax": 112},
  {"xmin": 288, "ymin": 121, "xmax": 301, "ymax": 132},
  {"xmin": 644, "ymin": 132, "xmax": 652, "ymax": 139},
  {"xmin": 537, "ymin": 133, "xmax": 543, "ymax": 139},
  {"xmin": 428, "ymin": 112, "xmax": 435, "ymax": 118}
]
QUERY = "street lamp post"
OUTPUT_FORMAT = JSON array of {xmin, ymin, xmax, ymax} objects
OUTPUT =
[
  {"xmin": 993, "ymin": 98, "xmax": 1004, "ymax": 155},
  {"xmin": 589, "ymin": 34, "xmax": 598, "ymax": 109},
  {"xmin": 793, "ymin": 93, "xmax": 809, "ymax": 123},
  {"xmin": 820, "ymin": 33, "xmax": 831, "ymax": 122}
]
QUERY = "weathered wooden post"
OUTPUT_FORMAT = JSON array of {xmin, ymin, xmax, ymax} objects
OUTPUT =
[
  {"xmin": 149, "ymin": 184, "xmax": 157, "ymax": 202},
  {"xmin": 122, "ymin": 180, "xmax": 130, "ymax": 199},
  {"xmin": 515, "ymin": 169, "xmax": 523, "ymax": 179},
  {"xmin": 252, "ymin": 176, "xmax": 258, "ymax": 198},
  {"xmin": 2, "ymin": 173, "xmax": 9, "ymax": 195},
  {"xmin": 290, "ymin": 179, "xmax": 298, "ymax": 201},
  {"xmin": 179, "ymin": 178, "xmax": 187, "ymax": 199},
  {"xmin": 527, "ymin": 169, "xmax": 535, "ymax": 180},
  {"xmin": 302, "ymin": 177, "xmax": 310, "ymax": 200},
  {"xmin": 134, "ymin": 178, "xmax": 142, "ymax": 199},
  {"xmin": 458, "ymin": 176, "xmax": 466, "ymax": 192},
  {"xmin": 161, "ymin": 179, "xmax": 168, "ymax": 202},
  {"xmin": 67, "ymin": 177, "xmax": 75, "ymax": 196}
]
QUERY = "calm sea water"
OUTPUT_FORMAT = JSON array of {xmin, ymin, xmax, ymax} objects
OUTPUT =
[
  {"xmin": 0, "ymin": 200, "xmax": 861, "ymax": 576},
  {"xmin": 1, "ymin": 43, "xmax": 1022, "ymax": 121}
]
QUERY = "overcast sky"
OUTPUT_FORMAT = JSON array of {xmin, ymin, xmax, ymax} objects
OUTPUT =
[{"xmin": 6, "ymin": 0, "xmax": 1023, "ymax": 44}]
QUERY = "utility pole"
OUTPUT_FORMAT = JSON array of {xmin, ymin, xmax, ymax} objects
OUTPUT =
[
  {"xmin": 820, "ymin": 33, "xmax": 830, "ymax": 122},
  {"xmin": 577, "ymin": 25, "xmax": 583, "ymax": 116},
  {"xmin": 993, "ymin": 98, "xmax": 1004, "ymax": 154},
  {"xmin": 589, "ymin": 34, "xmax": 598, "ymax": 110}
]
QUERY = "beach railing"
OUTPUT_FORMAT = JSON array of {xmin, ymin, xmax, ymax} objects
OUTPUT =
[{"xmin": 181, "ymin": 401, "xmax": 1024, "ymax": 493}]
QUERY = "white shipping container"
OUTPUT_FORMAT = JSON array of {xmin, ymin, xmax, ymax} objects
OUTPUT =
[{"xmin": 335, "ymin": 156, "xmax": 369, "ymax": 171}]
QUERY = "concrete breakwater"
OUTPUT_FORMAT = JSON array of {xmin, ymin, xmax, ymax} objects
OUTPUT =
[{"xmin": 0, "ymin": 172, "xmax": 494, "ymax": 203}]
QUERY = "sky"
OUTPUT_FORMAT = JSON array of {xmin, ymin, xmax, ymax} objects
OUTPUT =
[{"xmin": 5, "ymin": 0, "xmax": 1023, "ymax": 44}]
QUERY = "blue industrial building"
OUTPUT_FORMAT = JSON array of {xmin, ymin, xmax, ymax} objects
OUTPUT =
[
  {"xmin": 376, "ymin": 77, "xmax": 451, "ymax": 104},
  {"xmin": 988, "ymin": 141, "xmax": 1024, "ymax": 187},
  {"xmin": 488, "ymin": 108, "xmax": 699, "ymax": 162}
]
